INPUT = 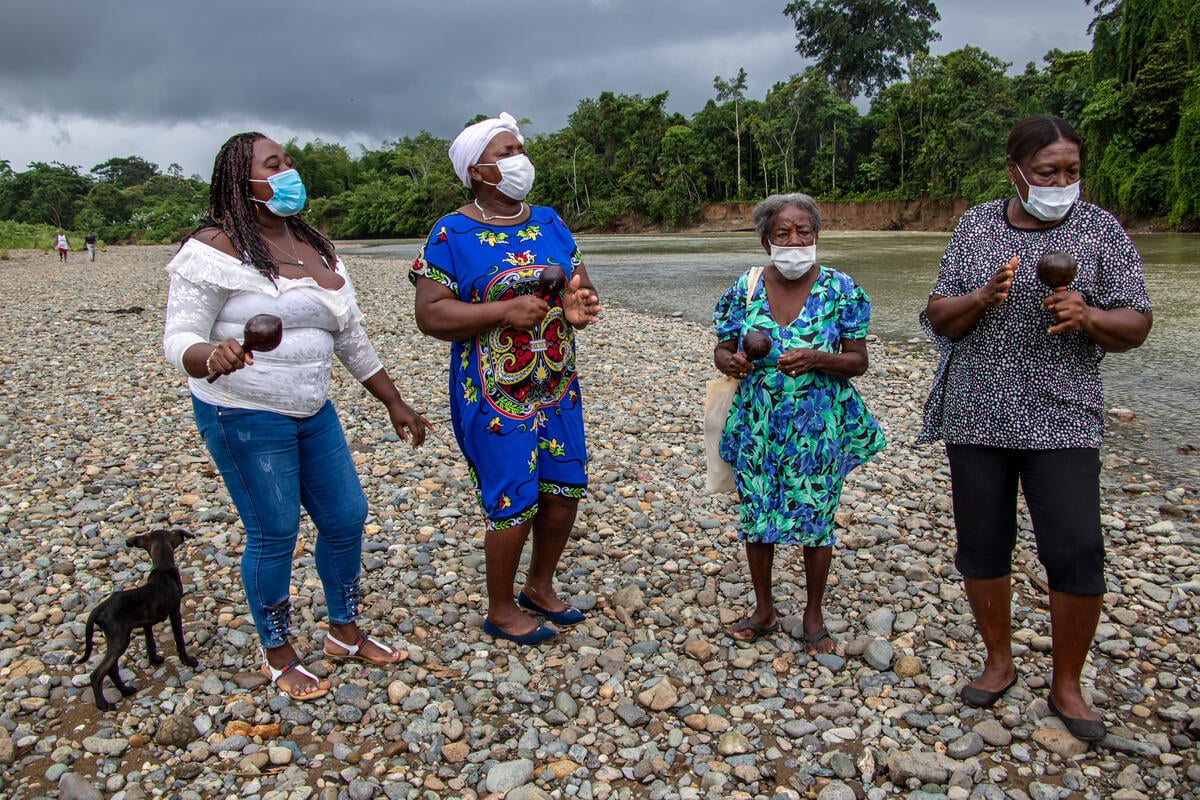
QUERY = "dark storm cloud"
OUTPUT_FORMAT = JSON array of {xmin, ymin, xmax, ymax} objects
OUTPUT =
[
  {"xmin": 1, "ymin": 0, "xmax": 800, "ymax": 139},
  {"xmin": 0, "ymin": 0, "xmax": 1094, "ymax": 174}
]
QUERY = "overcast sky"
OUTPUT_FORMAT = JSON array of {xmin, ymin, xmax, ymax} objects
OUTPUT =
[{"xmin": 0, "ymin": 0, "xmax": 1095, "ymax": 180}]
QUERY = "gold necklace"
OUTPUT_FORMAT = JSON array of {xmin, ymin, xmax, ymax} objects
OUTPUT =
[
  {"xmin": 473, "ymin": 198, "xmax": 526, "ymax": 221},
  {"xmin": 264, "ymin": 225, "xmax": 304, "ymax": 266}
]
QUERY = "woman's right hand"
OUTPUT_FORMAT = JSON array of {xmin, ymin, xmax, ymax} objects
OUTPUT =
[
  {"xmin": 503, "ymin": 295, "xmax": 551, "ymax": 329},
  {"xmin": 715, "ymin": 346, "xmax": 753, "ymax": 381},
  {"xmin": 976, "ymin": 256, "xmax": 1018, "ymax": 307},
  {"xmin": 206, "ymin": 338, "xmax": 251, "ymax": 378}
]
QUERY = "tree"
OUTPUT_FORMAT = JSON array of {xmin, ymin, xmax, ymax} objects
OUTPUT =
[
  {"xmin": 783, "ymin": 0, "xmax": 942, "ymax": 101},
  {"xmin": 91, "ymin": 155, "xmax": 159, "ymax": 188},
  {"xmin": 0, "ymin": 161, "xmax": 93, "ymax": 228},
  {"xmin": 713, "ymin": 68, "xmax": 749, "ymax": 194}
]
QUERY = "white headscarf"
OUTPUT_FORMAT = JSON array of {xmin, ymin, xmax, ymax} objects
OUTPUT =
[{"xmin": 448, "ymin": 112, "xmax": 524, "ymax": 187}]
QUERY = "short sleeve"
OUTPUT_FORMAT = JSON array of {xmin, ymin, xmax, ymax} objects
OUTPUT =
[
  {"xmin": 1090, "ymin": 215, "xmax": 1151, "ymax": 313},
  {"xmin": 931, "ymin": 219, "xmax": 971, "ymax": 298},
  {"xmin": 713, "ymin": 273, "xmax": 749, "ymax": 342},
  {"xmin": 552, "ymin": 212, "xmax": 584, "ymax": 272},
  {"xmin": 839, "ymin": 281, "xmax": 871, "ymax": 339},
  {"xmin": 408, "ymin": 220, "xmax": 459, "ymax": 294}
]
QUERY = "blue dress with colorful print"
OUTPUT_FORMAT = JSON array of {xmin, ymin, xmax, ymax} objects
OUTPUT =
[
  {"xmin": 713, "ymin": 266, "xmax": 886, "ymax": 546},
  {"xmin": 410, "ymin": 207, "xmax": 587, "ymax": 529}
]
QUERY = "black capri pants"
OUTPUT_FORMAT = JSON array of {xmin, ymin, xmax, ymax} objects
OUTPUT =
[{"xmin": 945, "ymin": 444, "xmax": 1105, "ymax": 595}]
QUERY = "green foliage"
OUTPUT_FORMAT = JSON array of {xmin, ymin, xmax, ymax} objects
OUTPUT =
[
  {"xmin": 283, "ymin": 139, "xmax": 358, "ymax": 199},
  {"xmin": 1169, "ymin": 73, "xmax": 1200, "ymax": 225},
  {"xmin": 783, "ymin": 0, "xmax": 941, "ymax": 100},
  {"xmin": 0, "ymin": 162, "xmax": 92, "ymax": 229},
  {"xmin": 91, "ymin": 155, "xmax": 159, "ymax": 187},
  {"xmin": 2, "ymin": 2, "xmax": 1198, "ymax": 233},
  {"xmin": 0, "ymin": 220, "xmax": 87, "ymax": 250}
]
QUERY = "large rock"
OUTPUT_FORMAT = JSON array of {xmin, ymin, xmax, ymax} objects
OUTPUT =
[
  {"xmin": 58, "ymin": 773, "xmax": 102, "ymax": 800},
  {"xmin": 863, "ymin": 638, "xmax": 894, "ymax": 671},
  {"xmin": 888, "ymin": 750, "xmax": 975, "ymax": 783},
  {"xmin": 611, "ymin": 583, "xmax": 646, "ymax": 612},
  {"xmin": 1031, "ymin": 727, "xmax": 1090, "ymax": 758},
  {"xmin": 486, "ymin": 758, "xmax": 535, "ymax": 793},
  {"xmin": 155, "ymin": 714, "xmax": 198, "ymax": 748},
  {"xmin": 82, "ymin": 736, "xmax": 129, "ymax": 757},
  {"xmin": 817, "ymin": 781, "xmax": 856, "ymax": 800},
  {"xmin": 637, "ymin": 678, "xmax": 678, "ymax": 711}
]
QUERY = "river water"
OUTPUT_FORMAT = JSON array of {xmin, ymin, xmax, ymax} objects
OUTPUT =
[{"xmin": 340, "ymin": 231, "xmax": 1199, "ymax": 478}]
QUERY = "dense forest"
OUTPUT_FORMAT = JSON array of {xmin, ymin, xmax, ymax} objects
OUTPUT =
[{"xmin": 2, "ymin": 0, "xmax": 1197, "ymax": 250}]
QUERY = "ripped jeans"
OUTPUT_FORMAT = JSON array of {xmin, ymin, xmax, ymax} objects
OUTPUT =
[{"xmin": 193, "ymin": 397, "xmax": 367, "ymax": 649}]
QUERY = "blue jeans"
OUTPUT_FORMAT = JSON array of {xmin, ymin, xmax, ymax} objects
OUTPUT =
[{"xmin": 193, "ymin": 396, "xmax": 368, "ymax": 648}]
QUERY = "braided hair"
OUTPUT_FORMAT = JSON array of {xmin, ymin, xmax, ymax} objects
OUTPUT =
[{"xmin": 194, "ymin": 132, "xmax": 336, "ymax": 280}]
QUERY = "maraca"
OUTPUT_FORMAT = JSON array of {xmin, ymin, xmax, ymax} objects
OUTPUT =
[
  {"xmin": 536, "ymin": 265, "xmax": 566, "ymax": 300},
  {"xmin": 742, "ymin": 329, "xmax": 771, "ymax": 361},
  {"xmin": 206, "ymin": 314, "xmax": 283, "ymax": 383},
  {"xmin": 1036, "ymin": 251, "xmax": 1078, "ymax": 292}
]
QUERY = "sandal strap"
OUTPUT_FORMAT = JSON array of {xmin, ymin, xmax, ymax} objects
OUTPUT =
[
  {"xmin": 325, "ymin": 632, "xmax": 395, "ymax": 657},
  {"xmin": 324, "ymin": 632, "xmax": 364, "ymax": 655},
  {"xmin": 264, "ymin": 655, "xmax": 302, "ymax": 682},
  {"xmin": 264, "ymin": 656, "xmax": 322, "ymax": 687}
]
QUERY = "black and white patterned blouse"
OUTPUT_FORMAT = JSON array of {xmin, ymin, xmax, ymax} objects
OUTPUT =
[{"xmin": 918, "ymin": 199, "xmax": 1151, "ymax": 449}]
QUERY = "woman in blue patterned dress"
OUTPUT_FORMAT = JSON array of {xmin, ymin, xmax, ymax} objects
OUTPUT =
[
  {"xmin": 920, "ymin": 116, "xmax": 1152, "ymax": 741},
  {"xmin": 713, "ymin": 193, "xmax": 885, "ymax": 649},
  {"xmin": 411, "ymin": 114, "xmax": 600, "ymax": 646}
]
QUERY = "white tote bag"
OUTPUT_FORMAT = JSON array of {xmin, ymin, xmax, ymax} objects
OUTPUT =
[{"xmin": 704, "ymin": 267, "xmax": 763, "ymax": 493}]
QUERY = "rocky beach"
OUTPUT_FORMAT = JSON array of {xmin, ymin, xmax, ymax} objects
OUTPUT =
[{"xmin": 0, "ymin": 245, "xmax": 1196, "ymax": 800}]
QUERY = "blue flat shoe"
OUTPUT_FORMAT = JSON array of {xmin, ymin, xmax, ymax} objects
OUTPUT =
[
  {"xmin": 482, "ymin": 619, "xmax": 558, "ymax": 645},
  {"xmin": 517, "ymin": 590, "xmax": 587, "ymax": 627}
]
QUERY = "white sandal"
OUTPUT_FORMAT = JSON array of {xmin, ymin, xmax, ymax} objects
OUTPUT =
[
  {"xmin": 261, "ymin": 650, "xmax": 330, "ymax": 701},
  {"xmin": 323, "ymin": 631, "xmax": 405, "ymax": 665}
]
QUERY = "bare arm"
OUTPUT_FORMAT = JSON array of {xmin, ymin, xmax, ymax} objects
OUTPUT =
[
  {"xmin": 925, "ymin": 256, "xmax": 1017, "ymax": 340},
  {"xmin": 777, "ymin": 338, "xmax": 868, "ymax": 379},
  {"xmin": 1042, "ymin": 292, "xmax": 1152, "ymax": 352},
  {"xmin": 360, "ymin": 368, "xmax": 430, "ymax": 447},
  {"xmin": 413, "ymin": 276, "xmax": 549, "ymax": 342},
  {"xmin": 713, "ymin": 339, "xmax": 753, "ymax": 380},
  {"xmin": 563, "ymin": 263, "xmax": 600, "ymax": 330}
]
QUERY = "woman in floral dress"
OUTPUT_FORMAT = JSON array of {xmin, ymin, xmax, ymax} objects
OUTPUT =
[
  {"xmin": 713, "ymin": 193, "xmax": 885, "ymax": 648},
  {"xmin": 411, "ymin": 113, "xmax": 600, "ymax": 646}
]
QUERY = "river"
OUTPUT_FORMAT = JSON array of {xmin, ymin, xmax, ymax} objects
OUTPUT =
[{"xmin": 340, "ymin": 231, "xmax": 1199, "ymax": 479}]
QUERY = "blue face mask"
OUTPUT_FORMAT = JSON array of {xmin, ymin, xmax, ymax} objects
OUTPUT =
[{"xmin": 250, "ymin": 169, "xmax": 307, "ymax": 217}]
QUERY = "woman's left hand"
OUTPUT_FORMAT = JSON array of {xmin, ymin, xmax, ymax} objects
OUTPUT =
[
  {"xmin": 387, "ymin": 401, "xmax": 432, "ymax": 448},
  {"xmin": 563, "ymin": 274, "xmax": 601, "ymax": 327},
  {"xmin": 776, "ymin": 347, "xmax": 825, "ymax": 377},
  {"xmin": 1042, "ymin": 290, "xmax": 1089, "ymax": 334}
]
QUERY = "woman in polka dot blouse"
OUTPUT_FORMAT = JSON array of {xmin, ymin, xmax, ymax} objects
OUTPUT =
[{"xmin": 918, "ymin": 115, "xmax": 1152, "ymax": 742}]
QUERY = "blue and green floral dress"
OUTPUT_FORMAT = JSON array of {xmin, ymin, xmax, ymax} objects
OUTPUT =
[{"xmin": 713, "ymin": 266, "xmax": 886, "ymax": 546}]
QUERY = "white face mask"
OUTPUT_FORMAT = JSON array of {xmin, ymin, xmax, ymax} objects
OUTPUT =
[
  {"xmin": 476, "ymin": 154, "xmax": 536, "ymax": 201},
  {"xmin": 1016, "ymin": 164, "xmax": 1079, "ymax": 222},
  {"xmin": 769, "ymin": 243, "xmax": 817, "ymax": 279}
]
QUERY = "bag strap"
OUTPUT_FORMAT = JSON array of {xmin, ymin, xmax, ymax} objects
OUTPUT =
[{"xmin": 745, "ymin": 267, "xmax": 764, "ymax": 310}]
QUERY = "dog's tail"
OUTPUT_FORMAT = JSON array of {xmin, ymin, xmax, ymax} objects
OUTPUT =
[{"xmin": 76, "ymin": 607, "xmax": 98, "ymax": 664}]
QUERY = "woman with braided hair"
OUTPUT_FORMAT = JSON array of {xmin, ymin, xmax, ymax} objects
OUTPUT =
[{"xmin": 163, "ymin": 133, "xmax": 430, "ymax": 701}]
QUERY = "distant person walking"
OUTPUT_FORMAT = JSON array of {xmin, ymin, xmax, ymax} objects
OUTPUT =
[
  {"xmin": 85, "ymin": 231, "xmax": 97, "ymax": 261},
  {"xmin": 56, "ymin": 232, "xmax": 69, "ymax": 262}
]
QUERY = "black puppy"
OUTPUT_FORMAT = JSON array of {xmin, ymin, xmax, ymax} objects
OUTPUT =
[{"xmin": 76, "ymin": 528, "xmax": 200, "ymax": 710}]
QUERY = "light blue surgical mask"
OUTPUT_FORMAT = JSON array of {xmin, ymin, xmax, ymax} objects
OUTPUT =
[{"xmin": 250, "ymin": 169, "xmax": 307, "ymax": 217}]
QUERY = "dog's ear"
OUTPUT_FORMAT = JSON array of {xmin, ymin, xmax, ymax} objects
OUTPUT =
[
  {"xmin": 126, "ymin": 534, "xmax": 147, "ymax": 550},
  {"xmin": 162, "ymin": 529, "xmax": 192, "ymax": 548},
  {"xmin": 179, "ymin": 529, "xmax": 196, "ymax": 540}
]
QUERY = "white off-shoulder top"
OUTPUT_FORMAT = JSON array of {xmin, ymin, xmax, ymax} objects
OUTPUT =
[{"xmin": 163, "ymin": 238, "xmax": 383, "ymax": 417}]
